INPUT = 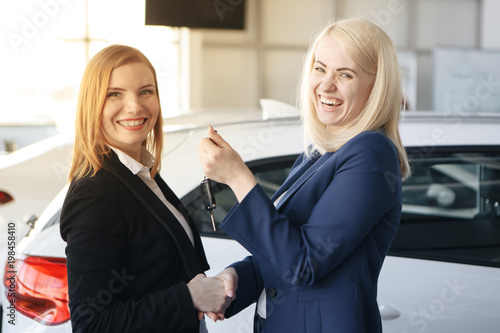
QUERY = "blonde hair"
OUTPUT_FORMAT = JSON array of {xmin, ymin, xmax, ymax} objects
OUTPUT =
[
  {"xmin": 300, "ymin": 18, "xmax": 410, "ymax": 179},
  {"xmin": 69, "ymin": 45, "xmax": 163, "ymax": 182}
]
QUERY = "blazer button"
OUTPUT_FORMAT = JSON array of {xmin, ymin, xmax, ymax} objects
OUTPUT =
[{"xmin": 266, "ymin": 287, "xmax": 277, "ymax": 299}]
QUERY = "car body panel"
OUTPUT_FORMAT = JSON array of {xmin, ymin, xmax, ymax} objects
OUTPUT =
[
  {"xmin": 379, "ymin": 256, "xmax": 500, "ymax": 332},
  {"xmin": 2, "ymin": 108, "xmax": 500, "ymax": 332}
]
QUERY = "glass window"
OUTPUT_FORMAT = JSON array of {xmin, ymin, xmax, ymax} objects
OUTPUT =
[
  {"xmin": 0, "ymin": 0, "xmax": 181, "ymax": 137},
  {"xmin": 390, "ymin": 146, "xmax": 500, "ymax": 268},
  {"xmin": 182, "ymin": 155, "xmax": 298, "ymax": 238}
]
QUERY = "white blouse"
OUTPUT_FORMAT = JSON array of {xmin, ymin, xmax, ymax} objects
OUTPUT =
[{"xmin": 110, "ymin": 147, "xmax": 195, "ymax": 246}]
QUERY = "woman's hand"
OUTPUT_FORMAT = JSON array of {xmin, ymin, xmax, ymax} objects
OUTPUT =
[
  {"xmin": 204, "ymin": 267, "xmax": 239, "ymax": 322},
  {"xmin": 199, "ymin": 125, "xmax": 257, "ymax": 202},
  {"xmin": 187, "ymin": 274, "xmax": 233, "ymax": 315}
]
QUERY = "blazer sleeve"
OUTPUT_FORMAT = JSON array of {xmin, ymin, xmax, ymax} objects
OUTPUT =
[
  {"xmin": 60, "ymin": 174, "xmax": 200, "ymax": 333},
  {"xmin": 222, "ymin": 256, "xmax": 264, "ymax": 318},
  {"xmin": 220, "ymin": 132, "xmax": 401, "ymax": 287}
]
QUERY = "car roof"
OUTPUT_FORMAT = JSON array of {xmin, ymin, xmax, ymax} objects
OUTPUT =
[
  {"xmin": 399, "ymin": 112, "xmax": 500, "ymax": 147},
  {"xmin": 16, "ymin": 108, "xmax": 500, "ymax": 256}
]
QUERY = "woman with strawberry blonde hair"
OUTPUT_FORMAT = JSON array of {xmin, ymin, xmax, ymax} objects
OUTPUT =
[
  {"xmin": 69, "ymin": 45, "xmax": 163, "ymax": 181},
  {"xmin": 61, "ymin": 44, "xmax": 232, "ymax": 333}
]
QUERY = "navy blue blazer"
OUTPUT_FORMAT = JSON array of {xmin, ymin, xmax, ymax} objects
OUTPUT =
[
  {"xmin": 221, "ymin": 131, "xmax": 402, "ymax": 333},
  {"xmin": 60, "ymin": 151, "xmax": 209, "ymax": 333}
]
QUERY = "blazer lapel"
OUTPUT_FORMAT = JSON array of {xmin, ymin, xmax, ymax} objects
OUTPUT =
[
  {"xmin": 274, "ymin": 152, "xmax": 334, "ymax": 210},
  {"xmin": 154, "ymin": 174, "xmax": 210, "ymax": 271},
  {"xmin": 103, "ymin": 153, "xmax": 209, "ymax": 278},
  {"xmin": 271, "ymin": 154, "xmax": 316, "ymax": 202}
]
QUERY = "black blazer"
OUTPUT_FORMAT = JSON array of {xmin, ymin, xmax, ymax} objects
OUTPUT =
[{"xmin": 60, "ymin": 151, "xmax": 209, "ymax": 333}]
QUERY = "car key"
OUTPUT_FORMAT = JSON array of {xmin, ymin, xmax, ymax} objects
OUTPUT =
[{"xmin": 200, "ymin": 177, "xmax": 217, "ymax": 231}]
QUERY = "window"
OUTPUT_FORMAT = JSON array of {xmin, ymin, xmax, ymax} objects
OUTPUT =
[
  {"xmin": 0, "ymin": 0, "xmax": 183, "ymax": 133},
  {"xmin": 390, "ymin": 146, "xmax": 500, "ymax": 268},
  {"xmin": 181, "ymin": 155, "xmax": 299, "ymax": 238}
]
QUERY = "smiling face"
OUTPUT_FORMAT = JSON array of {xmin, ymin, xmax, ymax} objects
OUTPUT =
[
  {"xmin": 309, "ymin": 35, "xmax": 375, "ymax": 132},
  {"xmin": 101, "ymin": 62, "xmax": 159, "ymax": 161}
]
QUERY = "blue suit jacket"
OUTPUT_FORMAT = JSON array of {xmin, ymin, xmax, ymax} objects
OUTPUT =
[{"xmin": 221, "ymin": 131, "xmax": 402, "ymax": 333}]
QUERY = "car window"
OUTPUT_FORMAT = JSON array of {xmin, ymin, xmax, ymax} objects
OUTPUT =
[
  {"xmin": 182, "ymin": 155, "xmax": 299, "ymax": 238},
  {"xmin": 47, "ymin": 147, "xmax": 500, "ymax": 269},
  {"xmin": 390, "ymin": 146, "xmax": 500, "ymax": 268}
]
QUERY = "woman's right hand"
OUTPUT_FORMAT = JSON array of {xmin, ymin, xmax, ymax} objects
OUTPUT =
[
  {"xmin": 187, "ymin": 274, "xmax": 234, "ymax": 314},
  {"xmin": 204, "ymin": 267, "xmax": 239, "ymax": 322},
  {"xmin": 199, "ymin": 125, "xmax": 257, "ymax": 202}
]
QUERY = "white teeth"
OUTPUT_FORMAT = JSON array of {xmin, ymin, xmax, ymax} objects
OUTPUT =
[
  {"xmin": 320, "ymin": 97, "xmax": 342, "ymax": 107},
  {"xmin": 118, "ymin": 119, "xmax": 145, "ymax": 127}
]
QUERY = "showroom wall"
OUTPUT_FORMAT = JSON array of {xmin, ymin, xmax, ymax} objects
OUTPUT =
[
  {"xmin": 193, "ymin": 0, "xmax": 499, "ymax": 112},
  {"xmin": 3, "ymin": 0, "xmax": 499, "ymax": 117}
]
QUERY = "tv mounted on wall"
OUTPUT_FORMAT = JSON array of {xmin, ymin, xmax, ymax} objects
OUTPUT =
[{"xmin": 145, "ymin": 0, "xmax": 246, "ymax": 30}]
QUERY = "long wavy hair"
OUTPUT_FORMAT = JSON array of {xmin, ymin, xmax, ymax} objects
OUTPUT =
[
  {"xmin": 69, "ymin": 45, "xmax": 163, "ymax": 182},
  {"xmin": 300, "ymin": 18, "xmax": 410, "ymax": 179}
]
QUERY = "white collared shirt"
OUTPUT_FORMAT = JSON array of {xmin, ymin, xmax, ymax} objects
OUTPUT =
[{"xmin": 111, "ymin": 147, "xmax": 195, "ymax": 245}]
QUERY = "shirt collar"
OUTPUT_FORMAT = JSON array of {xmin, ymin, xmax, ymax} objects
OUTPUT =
[{"xmin": 110, "ymin": 146, "xmax": 154, "ymax": 176}]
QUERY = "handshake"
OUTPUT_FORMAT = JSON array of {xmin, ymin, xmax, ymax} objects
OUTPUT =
[{"xmin": 187, "ymin": 267, "xmax": 238, "ymax": 322}]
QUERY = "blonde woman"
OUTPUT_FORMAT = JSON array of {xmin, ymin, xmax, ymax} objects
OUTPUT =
[
  {"xmin": 200, "ymin": 18, "xmax": 410, "ymax": 332},
  {"xmin": 61, "ymin": 45, "xmax": 231, "ymax": 333}
]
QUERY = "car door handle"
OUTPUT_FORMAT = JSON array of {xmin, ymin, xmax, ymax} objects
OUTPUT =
[{"xmin": 379, "ymin": 304, "xmax": 401, "ymax": 320}]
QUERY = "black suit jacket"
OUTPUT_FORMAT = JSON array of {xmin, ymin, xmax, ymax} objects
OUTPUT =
[{"xmin": 60, "ymin": 151, "xmax": 209, "ymax": 333}]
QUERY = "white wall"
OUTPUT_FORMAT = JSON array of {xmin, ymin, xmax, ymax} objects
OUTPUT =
[
  {"xmin": 195, "ymin": 0, "xmax": 336, "ymax": 109},
  {"xmin": 481, "ymin": 0, "xmax": 500, "ymax": 48},
  {"xmin": 193, "ymin": 0, "xmax": 490, "ymax": 111}
]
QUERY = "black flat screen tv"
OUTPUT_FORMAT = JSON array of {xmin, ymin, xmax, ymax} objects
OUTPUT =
[{"xmin": 145, "ymin": 0, "xmax": 246, "ymax": 30}]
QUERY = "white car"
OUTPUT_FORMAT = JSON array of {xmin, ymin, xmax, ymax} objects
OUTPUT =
[{"xmin": 2, "ymin": 105, "xmax": 500, "ymax": 332}]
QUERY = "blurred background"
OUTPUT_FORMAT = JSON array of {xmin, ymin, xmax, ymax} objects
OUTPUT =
[
  {"xmin": 2, "ymin": 4, "xmax": 500, "ymax": 333},
  {"xmin": 2, "ymin": 0, "xmax": 500, "ymax": 142}
]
